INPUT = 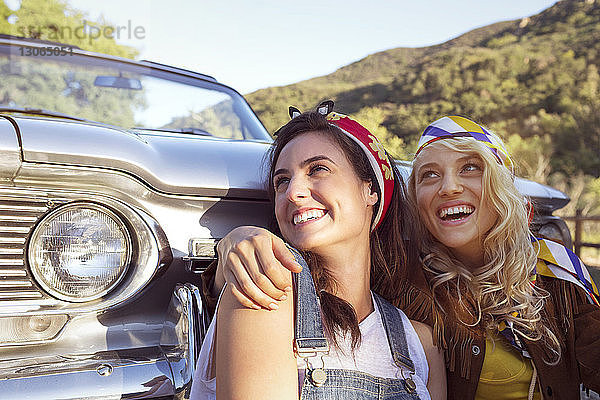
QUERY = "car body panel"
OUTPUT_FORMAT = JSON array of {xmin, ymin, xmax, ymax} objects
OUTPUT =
[
  {"xmin": 514, "ymin": 177, "xmax": 570, "ymax": 212},
  {"xmin": 0, "ymin": 117, "xmax": 21, "ymax": 181},
  {"xmin": 15, "ymin": 116, "xmax": 270, "ymax": 199}
]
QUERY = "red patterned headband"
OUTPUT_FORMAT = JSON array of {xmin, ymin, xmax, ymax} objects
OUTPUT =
[{"xmin": 289, "ymin": 101, "xmax": 394, "ymax": 231}]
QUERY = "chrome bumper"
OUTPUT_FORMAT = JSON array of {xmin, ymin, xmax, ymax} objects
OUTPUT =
[{"xmin": 0, "ymin": 283, "xmax": 207, "ymax": 400}]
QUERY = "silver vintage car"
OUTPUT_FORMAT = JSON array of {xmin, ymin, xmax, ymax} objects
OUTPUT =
[{"xmin": 0, "ymin": 35, "xmax": 571, "ymax": 399}]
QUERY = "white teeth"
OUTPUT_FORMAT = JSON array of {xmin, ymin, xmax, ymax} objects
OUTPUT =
[
  {"xmin": 438, "ymin": 205, "xmax": 474, "ymax": 218},
  {"xmin": 293, "ymin": 209, "xmax": 325, "ymax": 225}
]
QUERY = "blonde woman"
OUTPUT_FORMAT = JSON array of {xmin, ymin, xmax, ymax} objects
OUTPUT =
[
  {"xmin": 201, "ymin": 115, "xmax": 600, "ymax": 399},
  {"xmin": 405, "ymin": 116, "xmax": 600, "ymax": 399}
]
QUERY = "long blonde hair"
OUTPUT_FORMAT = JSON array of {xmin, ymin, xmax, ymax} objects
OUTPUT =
[{"xmin": 408, "ymin": 138, "xmax": 561, "ymax": 362}]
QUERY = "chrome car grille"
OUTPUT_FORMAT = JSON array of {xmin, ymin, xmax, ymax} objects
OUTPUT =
[{"xmin": 0, "ymin": 193, "xmax": 55, "ymax": 301}]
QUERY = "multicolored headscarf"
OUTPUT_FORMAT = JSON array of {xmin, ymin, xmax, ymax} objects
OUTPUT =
[
  {"xmin": 415, "ymin": 116, "xmax": 514, "ymax": 174},
  {"xmin": 288, "ymin": 101, "xmax": 395, "ymax": 231},
  {"xmin": 533, "ymin": 237, "xmax": 600, "ymax": 306}
]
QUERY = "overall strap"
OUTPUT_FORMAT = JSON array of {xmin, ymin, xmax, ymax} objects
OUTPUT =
[
  {"xmin": 373, "ymin": 292, "xmax": 415, "ymax": 372},
  {"xmin": 288, "ymin": 246, "xmax": 329, "ymax": 358}
]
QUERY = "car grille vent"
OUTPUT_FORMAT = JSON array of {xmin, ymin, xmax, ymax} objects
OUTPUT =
[{"xmin": 0, "ymin": 193, "xmax": 60, "ymax": 301}]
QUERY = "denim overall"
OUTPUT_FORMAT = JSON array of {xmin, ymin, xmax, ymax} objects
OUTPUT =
[{"xmin": 289, "ymin": 247, "xmax": 422, "ymax": 400}]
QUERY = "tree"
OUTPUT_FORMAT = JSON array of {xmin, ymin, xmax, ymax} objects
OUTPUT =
[
  {"xmin": 0, "ymin": 0, "xmax": 137, "ymax": 58},
  {"xmin": 0, "ymin": 0, "xmax": 145, "ymax": 127}
]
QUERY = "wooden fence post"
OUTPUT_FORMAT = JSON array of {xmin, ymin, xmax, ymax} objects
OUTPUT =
[{"xmin": 574, "ymin": 208, "xmax": 582, "ymax": 257}]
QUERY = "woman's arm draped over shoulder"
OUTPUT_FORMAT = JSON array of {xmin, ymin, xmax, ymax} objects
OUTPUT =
[
  {"xmin": 215, "ymin": 275, "xmax": 299, "ymax": 400},
  {"xmin": 202, "ymin": 226, "xmax": 301, "ymax": 314},
  {"xmin": 411, "ymin": 320, "xmax": 447, "ymax": 400}
]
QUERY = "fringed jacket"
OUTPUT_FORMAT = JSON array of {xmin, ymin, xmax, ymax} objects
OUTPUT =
[{"xmin": 394, "ymin": 238, "xmax": 600, "ymax": 400}]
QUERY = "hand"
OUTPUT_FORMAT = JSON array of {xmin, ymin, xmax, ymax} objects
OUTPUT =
[{"xmin": 214, "ymin": 226, "xmax": 302, "ymax": 310}]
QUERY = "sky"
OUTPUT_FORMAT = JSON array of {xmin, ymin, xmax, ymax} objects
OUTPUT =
[{"xmin": 63, "ymin": 0, "xmax": 558, "ymax": 94}]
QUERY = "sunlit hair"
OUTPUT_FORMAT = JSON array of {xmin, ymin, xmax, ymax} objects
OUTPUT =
[
  {"xmin": 266, "ymin": 109, "xmax": 418, "ymax": 350},
  {"xmin": 408, "ymin": 137, "xmax": 561, "ymax": 363}
]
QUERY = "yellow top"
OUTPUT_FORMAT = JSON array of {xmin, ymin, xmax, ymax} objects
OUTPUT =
[{"xmin": 475, "ymin": 332, "xmax": 541, "ymax": 400}]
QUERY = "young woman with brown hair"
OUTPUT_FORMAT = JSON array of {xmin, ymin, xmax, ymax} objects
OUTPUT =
[{"xmin": 191, "ymin": 104, "xmax": 446, "ymax": 400}]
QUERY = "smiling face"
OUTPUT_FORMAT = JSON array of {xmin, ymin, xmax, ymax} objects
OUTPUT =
[
  {"xmin": 413, "ymin": 143, "xmax": 498, "ymax": 266},
  {"xmin": 272, "ymin": 131, "xmax": 378, "ymax": 254}
]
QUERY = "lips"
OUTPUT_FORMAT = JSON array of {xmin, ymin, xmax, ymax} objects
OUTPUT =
[
  {"xmin": 293, "ymin": 208, "xmax": 326, "ymax": 225},
  {"xmin": 437, "ymin": 204, "xmax": 474, "ymax": 221}
]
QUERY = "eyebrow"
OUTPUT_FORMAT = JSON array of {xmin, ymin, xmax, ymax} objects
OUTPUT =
[
  {"xmin": 416, "ymin": 154, "xmax": 480, "ymax": 171},
  {"xmin": 273, "ymin": 155, "xmax": 336, "ymax": 177}
]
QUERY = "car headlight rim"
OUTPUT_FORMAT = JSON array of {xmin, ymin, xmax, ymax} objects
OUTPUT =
[{"xmin": 27, "ymin": 202, "xmax": 132, "ymax": 303}]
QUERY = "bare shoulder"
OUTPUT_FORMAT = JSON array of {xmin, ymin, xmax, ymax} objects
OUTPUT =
[
  {"xmin": 409, "ymin": 319, "xmax": 447, "ymax": 400},
  {"xmin": 216, "ymin": 283, "xmax": 295, "ymax": 350},
  {"xmin": 409, "ymin": 319, "xmax": 435, "ymax": 350}
]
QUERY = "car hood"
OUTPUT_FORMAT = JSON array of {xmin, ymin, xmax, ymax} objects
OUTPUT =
[
  {"xmin": 11, "ymin": 116, "xmax": 271, "ymax": 199},
  {"xmin": 514, "ymin": 177, "xmax": 570, "ymax": 212}
]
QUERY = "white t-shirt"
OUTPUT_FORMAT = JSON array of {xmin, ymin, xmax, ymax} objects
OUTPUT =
[{"xmin": 190, "ymin": 293, "xmax": 430, "ymax": 400}]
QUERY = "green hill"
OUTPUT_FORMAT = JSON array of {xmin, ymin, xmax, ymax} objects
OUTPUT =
[{"xmin": 246, "ymin": 0, "xmax": 600, "ymax": 178}]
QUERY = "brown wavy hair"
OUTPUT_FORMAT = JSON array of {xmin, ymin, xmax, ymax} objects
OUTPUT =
[{"xmin": 266, "ymin": 109, "xmax": 418, "ymax": 350}]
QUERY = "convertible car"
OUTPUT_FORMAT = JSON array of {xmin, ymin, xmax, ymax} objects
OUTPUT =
[{"xmin": 0, "ymin": 35, "xmax": 572, "ymax": 399}]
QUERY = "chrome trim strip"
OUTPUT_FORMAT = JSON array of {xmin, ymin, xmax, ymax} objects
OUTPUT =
[
  {"xmin": 0, "ymin": 226, "xmax": 31, "ymax": 233},
  {"xmin": 0, "ymin": 281, "xmax": 32, "ymax": 287},
  {"xmin": 0, "ymin": 238, "xmax": 26, "ymax": 244},
  {"xmin": 0, "ymin": 259, "xmax": 23, "ymax": 265},
  {"xmin": 0, "ymin": 193, "xmax": 48, "ymax": 301},
  {"xmin": 0, "ymin": 291, "xmax": 42, "ymax": 298},
  {"xmin": 0, "ymin": 204, "xmax": 48, "ymax": 212},
  {"xmin": 0, "ymin": 346, "xmax": 177, "ymax": 399},
  {"xmin": 0, "ymin": 248, "xmax": 23, "ymax": 254},
  {"xmin": 160, "ymin": 283, "xmax": 204, "ymax": 398},
  {"xmin": 0, "ymin": 269, "xmax": 26, "ymax": 276},
  {"xmin": 0, "ymin": 215, "xmax": 38, "ymax": 222}
]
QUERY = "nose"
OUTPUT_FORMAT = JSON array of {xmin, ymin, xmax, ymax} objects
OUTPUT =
[
  {"xmin": 438, "ymin": 173, "xmax": 463, "ymax": 196},
  {"xmin": 286, "ymin": 176, "xmax": 310, "ymax": 203}
]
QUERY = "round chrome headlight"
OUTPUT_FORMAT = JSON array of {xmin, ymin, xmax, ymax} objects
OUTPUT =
[{"xmin": 28, "ymin": 203, "xmax": 132, "ymax": 302}]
